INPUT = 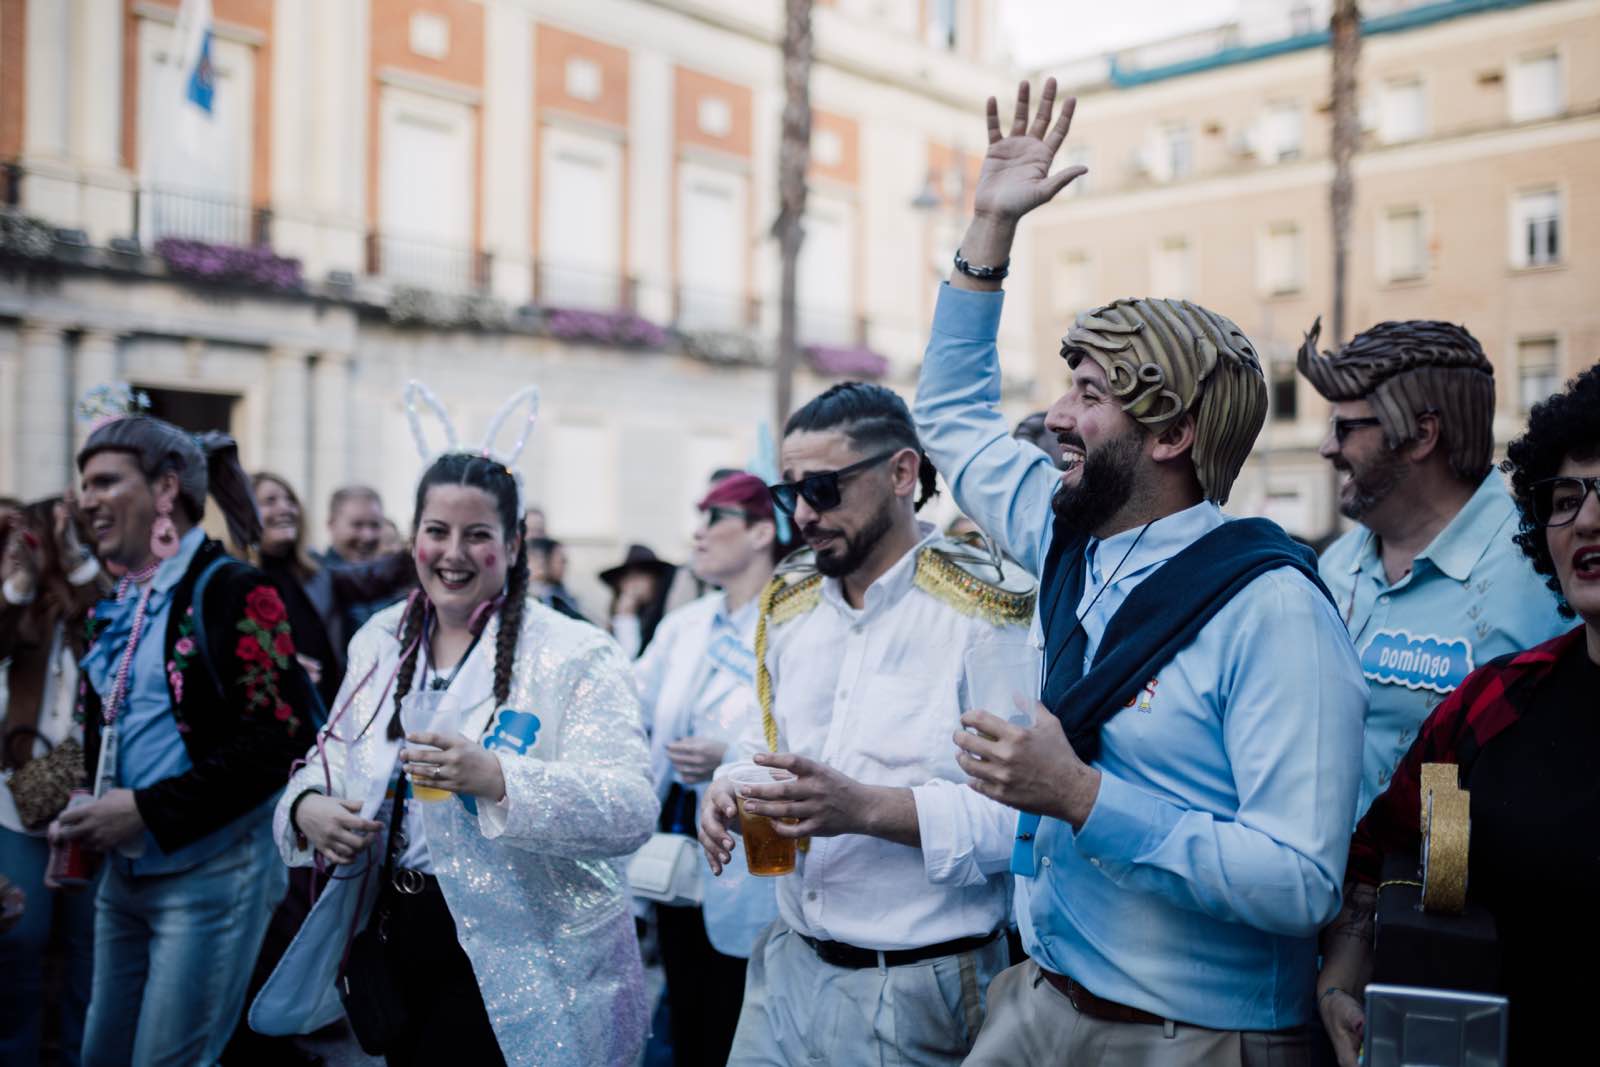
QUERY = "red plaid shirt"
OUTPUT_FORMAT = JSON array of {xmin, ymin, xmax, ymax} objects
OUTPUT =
[{"xmin": 1347, "ymin": 625, "xmax": 1587, "ymax": 886}]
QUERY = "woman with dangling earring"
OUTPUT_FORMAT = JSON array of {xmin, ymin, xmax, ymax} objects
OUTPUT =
[
  {"xmin": 53, "ymin": 404, "xmax": 319, "ymax": 1066},
  {"xmin": 254, "ymin": 385, "xmax": 657, "ymax": 1067}
]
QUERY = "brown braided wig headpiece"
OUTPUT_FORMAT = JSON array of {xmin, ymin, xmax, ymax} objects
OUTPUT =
[
  {"xmin": 1061, "ymin": 298, "xmax": 1268, "ymax": 505},
  {"xmin": 1297, "ymin": 317, "xmax": 1496, "ymax": 482}
]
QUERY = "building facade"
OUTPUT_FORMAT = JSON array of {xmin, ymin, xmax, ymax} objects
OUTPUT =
[
  {"xmin": 0, "ymin": 0, "xmax": 1026, "ymax": 614},
  {"xmin": 1026, "ymin": 0, "xmax": 1599, "ymax": 538}
]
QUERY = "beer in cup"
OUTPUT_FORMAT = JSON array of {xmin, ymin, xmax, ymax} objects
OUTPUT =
[
  {"xmin": 725, "ymin": 762, "xmax": 798, "ymax": 877},
  {"xmin": 399, "ymin": 690, "xmax": 456, "ymax": 801},
  {"xmin": 962, "ymin": 641, "xmax": 1042, "ymax": 740}
]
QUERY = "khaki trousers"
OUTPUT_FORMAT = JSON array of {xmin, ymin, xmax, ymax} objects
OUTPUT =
[
  {"xmin": 963, "ymin": 962, "xmax": 1311, "ymax": 1067},
  {"xmin": 728, "ymin": 921, "xmax": 1009, "ymax": 1067}
]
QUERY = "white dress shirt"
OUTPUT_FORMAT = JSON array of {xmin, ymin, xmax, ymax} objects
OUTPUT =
[{"xmin": 730, "ymin": 526, "xmax": 1026, "ymax": 952}]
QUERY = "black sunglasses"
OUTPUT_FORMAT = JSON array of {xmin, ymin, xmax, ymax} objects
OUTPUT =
[
  {"xmin": 1531, "ymin": 476, "xmax": 1600, "ymax": 528},
  {"xmin": 767, "ymin": 450, "xmax": 899, "ymax": 517},
  {"xmin": 1328, "ymin": 416, "xmax": 1383, "ymax": 446},
  {"xmin": 700, "ymin": 506, "xmax": 749, "ymax": 527}
]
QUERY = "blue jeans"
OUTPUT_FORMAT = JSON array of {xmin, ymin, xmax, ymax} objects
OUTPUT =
[
  {"xmin": 80, "ymin": 818, "xmax": 285, "ymax": 1067},
  {"xmin": 0, "ymin": 827, "xmax": 96, "ymax": 1067}
]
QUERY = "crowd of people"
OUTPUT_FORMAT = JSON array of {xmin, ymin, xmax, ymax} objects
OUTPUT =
[{"xmin": 0, "ymin": 79, "xmax": 1595, "ymax": 1067}]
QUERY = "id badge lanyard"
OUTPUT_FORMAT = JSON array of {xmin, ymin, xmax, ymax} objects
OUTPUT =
[{"xmin": 92, "ymin": 568, "xmax": 159, "ymax": 857}]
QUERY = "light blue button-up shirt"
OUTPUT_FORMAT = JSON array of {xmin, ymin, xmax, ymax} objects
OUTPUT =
[
  {"xmin": 1319, "ymin": 472, "xmax": 1567, "ymax": 820},
  {"xmin": 913, "ymin": 283, "xmax": 1367, "ymax": 1030}
]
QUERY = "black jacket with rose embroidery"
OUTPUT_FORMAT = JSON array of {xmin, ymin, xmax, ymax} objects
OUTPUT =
[{"xmin": 79, "ymin": 538, "xmax": 317, "ymax": 854}]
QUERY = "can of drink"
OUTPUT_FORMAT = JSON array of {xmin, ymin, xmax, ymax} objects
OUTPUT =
[{"xmin": 46, "ymin": 790, "xmax": 96, "ymax": 888}]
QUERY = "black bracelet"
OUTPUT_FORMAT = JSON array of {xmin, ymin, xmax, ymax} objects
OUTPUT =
[
  {"xmin": 954, "ymin": 248, "xmax": 1010, "ymax": 281},
  {"xmin": 288, "ymin": 788, "xmax": 319, "ymax": 834}
]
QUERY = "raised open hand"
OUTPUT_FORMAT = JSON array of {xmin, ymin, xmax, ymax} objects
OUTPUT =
[{"xmin": 974, "ymin": 79, "xmax": 1085, "ymax": 222}]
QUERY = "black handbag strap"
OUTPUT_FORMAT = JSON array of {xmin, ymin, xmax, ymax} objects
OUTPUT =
[{"xmin": 376, "ymin": 774, "xmax": 409, "ymax": 891}]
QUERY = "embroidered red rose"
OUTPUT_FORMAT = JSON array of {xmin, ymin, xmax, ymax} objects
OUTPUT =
[
  {"xmin": 236, "ymin": 634, "xmax": 270, "ymax": 665},
  {"xmin": 274, "ymin": 701, "xmax": 292, "ymax": 721},
  {"xmin": 273, "ymin": 632, "xmax": 295, "ymax": 659},
  {"xmin": 245, "ymin": 586, "xmax": 287, "ymax": 628}
]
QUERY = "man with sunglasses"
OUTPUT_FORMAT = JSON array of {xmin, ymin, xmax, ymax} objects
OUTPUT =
[
  {"xmin": 910, "ymin": 80, "xmax": 1368, "ymax": 1064},
  {"xmin": 697, "ymin": 382, "xmax": 1035, "ymax": 1067},
  {"xmin": 632, "ymin": 472, "xmax": 783, "ymax": 1067},
  {"xmin": 1298, "ymin": 318, "xmax": 1567, "ymax": 823}
]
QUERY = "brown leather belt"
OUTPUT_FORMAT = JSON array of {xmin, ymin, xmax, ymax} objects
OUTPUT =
[{"xmin": 1040, "ymin": 969, "xmax": 1166, "ymax": 1026}]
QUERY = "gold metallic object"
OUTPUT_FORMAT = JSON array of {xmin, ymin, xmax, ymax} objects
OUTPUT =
[{"xmin": 1418, "ymin": 762, "xmax": 1470, "ymax": 914}]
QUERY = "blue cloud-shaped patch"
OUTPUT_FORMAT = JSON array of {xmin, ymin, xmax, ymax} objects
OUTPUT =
[
  {"xmin": 1360, "ymin": 629, "xmax": 1474, "ymax": 694},
  {"xmin": 483, "ymin": 709, "xmax": 541, "ymax": 757}
]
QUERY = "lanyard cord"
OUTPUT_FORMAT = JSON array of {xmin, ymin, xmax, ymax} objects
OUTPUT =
[{"xmin": 100, "ymin": 563, "xmax": 160, "ymax": 727}]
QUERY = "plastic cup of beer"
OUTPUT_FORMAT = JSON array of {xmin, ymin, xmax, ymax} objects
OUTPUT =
[
  {"xmin": 962, "ymin": 641, "xmax": 1042, "ymax": 739},
  {"xmin": 726, "ymin": 762, "xmax": 798, "ymax": 877},
  {"xmin": 399, "ymin": 690, "xmax": 455, "ymax": 802}
]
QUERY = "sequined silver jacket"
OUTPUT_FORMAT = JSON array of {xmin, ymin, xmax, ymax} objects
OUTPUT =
[{"xmin": 256, "ymin": 594, "xmax": 657, "ymax": 1066}]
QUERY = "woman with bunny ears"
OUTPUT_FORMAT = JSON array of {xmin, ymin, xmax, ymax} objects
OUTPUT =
[{"xmin": 251, "ymin": 385, "xmax": 657, "ymax": 1067}]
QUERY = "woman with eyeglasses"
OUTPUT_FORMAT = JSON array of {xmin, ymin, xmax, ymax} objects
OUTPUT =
[{"xmin": 1316, "ymin": 362, "xmax": 1600, "ymax": 1067}]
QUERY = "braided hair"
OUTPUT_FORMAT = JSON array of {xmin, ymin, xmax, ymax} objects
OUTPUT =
[
  {"xmin": 784, "ymin": 381, "xmax": 941, "ymax": 512},
  {"xmin": 387, "ymin": 452, "xmax": 527, "ymax": 739}
]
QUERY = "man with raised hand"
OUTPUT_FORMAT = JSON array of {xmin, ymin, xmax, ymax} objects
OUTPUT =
[{"xmin": 913, "ymin": 80, "xmax": 1367, "ymax": 1065}]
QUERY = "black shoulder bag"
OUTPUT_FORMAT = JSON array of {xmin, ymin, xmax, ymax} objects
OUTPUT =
[{"xmin": 337, "ymin": 779, "xmax": 410, "ymax": 1055}]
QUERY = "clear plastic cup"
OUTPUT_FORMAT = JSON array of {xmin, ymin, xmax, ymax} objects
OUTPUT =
[
  {"xmin": 399, "ymin": 690, "xmax": 458, "ymax": 801},
  {"xmin": 962, "ymin": 641, "xmax": 1043, "ymax": 733},
  {"xmin": 724, "ymin": 762, "xmax": 798, "ymax": 877}
]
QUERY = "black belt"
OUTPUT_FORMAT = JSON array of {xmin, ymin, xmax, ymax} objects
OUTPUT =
[{"xmin": 798, "ymin": 929, "xmax": 1000, "ymax": 969}]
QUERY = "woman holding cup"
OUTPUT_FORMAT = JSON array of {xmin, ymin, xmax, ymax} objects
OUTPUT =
[{"xmin": 260, "ymin": 386, "xmax": 657, "ymax": 1067}]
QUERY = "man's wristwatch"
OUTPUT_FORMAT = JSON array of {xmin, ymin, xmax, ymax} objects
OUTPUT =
[{"xmin": 953, "ymin": 249, "xmax": 1010, "ymax": 281}]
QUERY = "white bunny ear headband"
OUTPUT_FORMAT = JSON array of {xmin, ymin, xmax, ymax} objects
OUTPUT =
[{"xmin": 404, "ymin": 380, "xmax": 540, "ymax": 515}]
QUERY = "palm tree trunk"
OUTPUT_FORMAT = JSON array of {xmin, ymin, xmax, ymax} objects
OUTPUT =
[
  {"xmin": 774, "ymin": 0, "xmax": 814, "ymax": 430},
  {"xmin": 1329, "ymin": 0, "xmax": 1361, "ymax": 346}
]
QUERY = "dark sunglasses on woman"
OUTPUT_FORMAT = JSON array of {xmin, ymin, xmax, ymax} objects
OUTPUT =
[{"xmin": 766, "ymin": 450, "xmax": 899, "ymax": 517}]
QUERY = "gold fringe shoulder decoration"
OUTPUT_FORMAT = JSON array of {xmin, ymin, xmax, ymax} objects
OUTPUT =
[
  {"xmin": 912, "ymin": 534, "xmax": 1036, "ymax": 628},
  {"xmin": 754, "ymin": 553, "xmax": 823, "ymax": 752}
]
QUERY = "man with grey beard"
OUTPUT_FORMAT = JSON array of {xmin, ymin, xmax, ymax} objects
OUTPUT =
[{"xmin": 1299, "ymin": 318, "xmax": 1567, "ymax": 822}]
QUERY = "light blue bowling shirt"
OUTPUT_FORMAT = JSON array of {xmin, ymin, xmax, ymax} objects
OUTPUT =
[
  {"xmin": 1319, "ymin": 472, "xmax": 1568, "ymax": 820},
  {"xmin": 913, "ymin": 283, "xmax": 1367, "ymax": 1030}
]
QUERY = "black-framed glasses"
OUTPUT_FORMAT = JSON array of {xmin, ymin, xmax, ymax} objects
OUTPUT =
[
  {"xmin": 1531, "ymin": 476, "xmax": 1600, "ymax": 528},
  {"xmin": 767, "ymin": 450, "xmax": 899, "ymax": 517},
  {"xmin": 700, "ymin": 506, "xmax": 749, "ymax": 527},
  {"xmin": 1328, "ymin": 416, "xmax": 1384, "ymax": 446}
]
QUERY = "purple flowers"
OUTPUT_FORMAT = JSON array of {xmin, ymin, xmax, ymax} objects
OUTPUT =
[
  {"xmin": 804, "ymin": 343, "xmax": 890, "ymax": 379},
  {"xmin": 545, "ymin": 307, "xmax": 669, "ymax": 348},
  {"xmin": 154, "ymin": 238, "xmax": 303, "ymax": 292}
]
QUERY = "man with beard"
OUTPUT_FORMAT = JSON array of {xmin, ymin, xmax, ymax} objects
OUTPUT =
[
  {"xmin": 911, "ymin": 80, "xmax": 1367, "ymax": 1064},
  {"xmin": 697, "ymin": 383, "xmax": 1036, "ymax": 1067},
  {"xmin": 1299, "ymin": 319, "xmax": 1566, "ymax": 820}
]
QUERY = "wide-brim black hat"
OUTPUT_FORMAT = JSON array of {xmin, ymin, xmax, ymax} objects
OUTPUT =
[{"xmin": 599, "ymin": 543, "xmax": 677, "ymax": 589}]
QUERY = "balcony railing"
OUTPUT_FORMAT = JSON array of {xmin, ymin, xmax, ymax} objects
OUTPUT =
[
  {"xmin": 673, "ymin": 284, "xmax": 758, "ymax": 333},
  {"xmin": 3, "ymin": 162, "xmax": 273, "ymax": 249},
  {"xmin": 140, "ymin": 186, "xmax": 272, "ymax": 247},
  {"xmin": 534, "ymin": 260, "xmax": 637, "ymax": 313},
  {"xmin": 365, "ymin": 229, "xmax": 491, "ymax": 294}
]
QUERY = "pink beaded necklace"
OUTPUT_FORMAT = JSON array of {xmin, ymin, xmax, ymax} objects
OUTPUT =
[{"xmin": 101, "ymin": 561, "xmax": 161, "ymax": 727}]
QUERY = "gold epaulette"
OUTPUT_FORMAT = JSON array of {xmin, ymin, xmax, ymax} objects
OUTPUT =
[
  {"xmin": 913, "ymin": 532, "xmax": 1036, "ymax": 628},
  {"xmin": 754, "ymin": 549, "xmax": 823, "ymax": 752}
]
